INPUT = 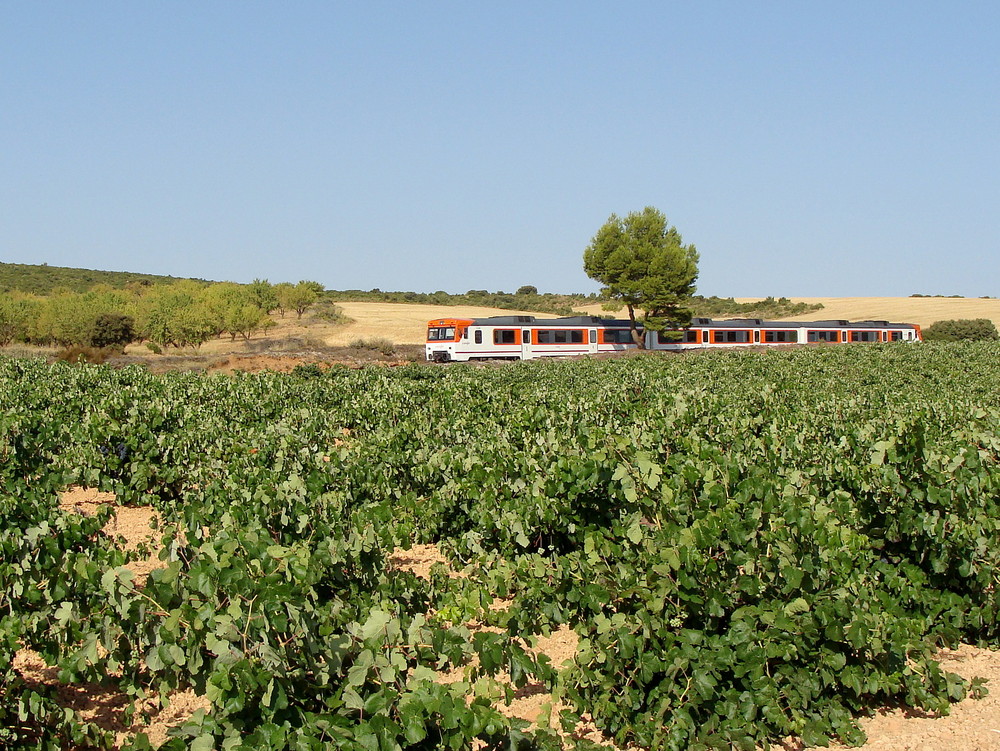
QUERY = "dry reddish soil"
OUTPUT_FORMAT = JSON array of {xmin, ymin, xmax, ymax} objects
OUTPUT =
[{"xmin": 16, "ymin": 495, "xmax": 1000, "ymax": 749}]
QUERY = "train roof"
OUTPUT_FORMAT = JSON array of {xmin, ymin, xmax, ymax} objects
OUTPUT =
[
  {"xmin": 688, "ymin": 318, "xmax": 919, "ymax": 329},
  {"xmin": 432, "ymin": 316, "xmax": 919, "ymax": 330},
  {"xmin": 468, "ymin": 315, "xmax": 634, "ymax": 327}
]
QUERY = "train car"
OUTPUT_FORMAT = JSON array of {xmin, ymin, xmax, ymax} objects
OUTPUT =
[
  {"xmin": 646, "ymin": 318, "xmax": 922, "ymax": 350},
  {"xmin": 426, "ymin": 315, "xmax": 638, "ymax": 362}
]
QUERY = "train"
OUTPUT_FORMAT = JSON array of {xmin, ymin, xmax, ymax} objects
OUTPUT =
[{"xmin": 425, "ymin": 315, "xmax": 922, "ymax": 362}]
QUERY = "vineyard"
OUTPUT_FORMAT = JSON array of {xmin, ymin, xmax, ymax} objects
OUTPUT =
[{"xmin": 2, "ymin": 344, "xmax": 1000, "ymax": 750}]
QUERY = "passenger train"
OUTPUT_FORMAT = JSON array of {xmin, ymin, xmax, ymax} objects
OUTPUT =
[{"xmin": 425, "ymin": 315, "xmax": 922, "ymax": 362}]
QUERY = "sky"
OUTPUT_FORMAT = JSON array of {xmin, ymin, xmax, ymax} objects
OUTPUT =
[{"xmin": 1, "ymin": 2, "xmax": 997, "ymax": 297}]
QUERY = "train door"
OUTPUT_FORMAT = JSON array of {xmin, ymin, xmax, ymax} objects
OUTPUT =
[{"xmin": 521, "ymin": 329, "xmax": 533, "ymax": 360}]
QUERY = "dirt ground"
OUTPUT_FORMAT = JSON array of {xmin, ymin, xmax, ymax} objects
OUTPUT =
[{"xmin": 15, "ymin": 492, "xmax": 1000, "ymax": 749}]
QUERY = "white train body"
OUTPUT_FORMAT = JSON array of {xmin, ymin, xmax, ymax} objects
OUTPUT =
[{"xmin": 426, "ymin": 315, "xmax": 921, "ymax": 362}]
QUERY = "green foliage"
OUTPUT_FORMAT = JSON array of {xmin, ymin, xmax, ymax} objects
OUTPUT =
[
  {"xmin": 2, "ymin": 344, "xmax": 1000, "ymax": 749},
  {"xmin": 0, "ymin": 261, "xmax": 208, "ymax": 295},
  {"xmin": 584, "ymin": 207, "xmax": 699, "ymax": 345},
  {"xmin": 923, "ymin": 318, "xmax": 999, "ymax": 342},
  {"xmin": 329, "ymin": 289, "xmax": 589, "ymax": 316},
  {"xmin": 247, "ymin": 279, "xmax": 279, "ymax": 314},
  {"xmin": 689, "ymin": 295, "xmax": 823, "ymax": 319},
  {"xmin": 0, "ymin": 295, "xmax": 34, "ymax": 346},
  {"xmin": 89, "ymin": 312, "xmax": 136, "ymax": 349},
  {"xmin": 277, "ymin": 281, "xmax": 321, "ymax": 319}
]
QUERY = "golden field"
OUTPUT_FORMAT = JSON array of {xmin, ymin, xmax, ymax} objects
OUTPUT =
[{"xmin": 123, "ymin": 297, "xmax": 1000, "ymax": 356}]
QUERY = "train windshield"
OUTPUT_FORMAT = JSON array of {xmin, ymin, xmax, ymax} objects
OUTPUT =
[{"xmin": 427, "ymin": 326, "xmax": 457, "ymax": 341}]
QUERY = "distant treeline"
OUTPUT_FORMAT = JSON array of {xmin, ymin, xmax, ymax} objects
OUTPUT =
[
  {"xmin": 328, "ymin": 287, "xmax": 592, "ymax": 316},
  {"xmin": 329, "ymin": 288, "xmax": 823, "ymax": 320},
  {"xmin": 0, "ymin": 279, "xmax": 331, "ymax": 351},
  {"xmin": 910, "ymin": 293, "xmax": 997, "ymax": 299},
  {"xmin": 0, "ymin": 262, "xmax": 208, "ymax": 295},
  {"xmin": 689, "ymin": 296, "xmax": 823, "ymax": 319}
]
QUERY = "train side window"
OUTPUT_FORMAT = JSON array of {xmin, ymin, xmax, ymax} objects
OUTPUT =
[
  {"xmin": 765, "ymin": 330, "xmax": 798, "ymax": 343},
  {"xmin": 493, "ymin": 329, "xmax": 517, "ymax": 344},
  {"xmin": 475, "ymin": 330, "xmax": 483, "ymax": 344},
  {"xmin": 522, "ymin": 330, "xmax": 530, "ymax": 344},
  {"xmin": 754, "ymin": 330, "xmax": 760, "ymax": 343},
  {"xmin": 603, "ymin": 329, "xmax": 633, "ymax": 344},
  {"xmin": 808, "ymin": 330, "xmax": 838, "ymax": 343},
  {"xmin": 589, "ymin": 329, "xmax": 597, "ymax": 344},
  {"xmin": 713, "ymin": 330, "xmax": 750, "ymax": 343}
]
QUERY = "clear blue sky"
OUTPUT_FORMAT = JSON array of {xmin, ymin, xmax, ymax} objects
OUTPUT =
[{"xmin": 2, "ymin": 2, "xmax": 997, "ymax": 297}]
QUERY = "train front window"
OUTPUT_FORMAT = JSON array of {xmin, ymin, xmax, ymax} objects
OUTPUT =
[{"xmin": 427, "ymin": 327, "xmax": 456, "ymax": 341}]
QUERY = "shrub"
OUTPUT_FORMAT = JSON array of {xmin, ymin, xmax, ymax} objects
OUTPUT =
[
  {"xmin": 349, "ymin": 337, "xmax": 396, "ymax": 356},
  {"xmin": 923, "ymin": 319, "xmax": 999, "ymax": 342},
  {"xmin": 313, "ymin": 300, "xmax": 353, "ymax": 324},
  {"xmin": 88, "ymin": 312, "xmax": 135, "ymax": 350},
  {"xmin": 54, "ymin": 345, "xmax": 112, "ymax": 364}
]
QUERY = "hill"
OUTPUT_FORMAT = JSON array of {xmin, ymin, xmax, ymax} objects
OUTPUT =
[{"xmin": 0, "ymin": 262, "xmax": 209, "ymax": 295}]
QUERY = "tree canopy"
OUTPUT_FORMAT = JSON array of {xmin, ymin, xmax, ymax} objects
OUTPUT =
[{"xmin": 583, "ymin": 206, "xmax": 699, "ymax": 347}]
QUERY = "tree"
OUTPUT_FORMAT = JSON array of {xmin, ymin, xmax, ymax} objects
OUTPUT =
[
  {"xmin": 516, "ymin": 285, "xmax": 538, "ymax": 296},
  {"xmin": 88, "ymin": 312, "xmax": 135, "ymax": 350},
  {"xmin": 0, "ymin": 294, "xmax": 34, "ymax": 346},
  {"xmin": 922, "ymin": 318, "xmax": 999, "ymax": 342},
  {"xmin": 583, "ymin": 206, "xmax": 699, "ymax": 348},
  {"xmin": 278, "ymin": 281, "xmax": 320, "ymax": 319},
  {"xmin": 248, "ymin": 278, "xmax": 279, "ymax": 314}
]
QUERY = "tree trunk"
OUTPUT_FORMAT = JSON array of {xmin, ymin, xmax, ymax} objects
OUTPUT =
[{"xmin": 627, "ymin": 305, "xmax": 646, "ymax": 349}]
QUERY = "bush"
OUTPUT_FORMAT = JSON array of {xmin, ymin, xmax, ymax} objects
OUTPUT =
[
  {"xmin": 88, "ymin": 312, "xmax": 135, "ymax": 350},
  {"xmin": 54, "ymin": 345, "xmax": 113, "ymax": 364},
  {"xmin": 349, "ymin": 337, "xmax": 396, "ymax": 356},
  {"xmin": 312, "ymin": 300, "xmax": 353, "ymax": 324},
  {"xmin": 923, "ymin": 318, "xmax": 999, "ymax": 342}
]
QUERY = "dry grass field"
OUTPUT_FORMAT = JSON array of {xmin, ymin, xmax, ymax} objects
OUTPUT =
[
  {"xmin": 332, "ymin": 297, "xmax": 1000, "ymax": 346},
  {"xmin": 111, "ymin": 296, "xmax": 1000, "ymax": 361},
  {"xmin": 754, "ymin": 297, "xmax": 1000, "ymax": 329}
]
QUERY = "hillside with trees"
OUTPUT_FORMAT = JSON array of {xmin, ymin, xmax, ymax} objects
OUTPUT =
[{"xmin": 0, "ymin": 262, "xmax": 208, "ymax": 294}]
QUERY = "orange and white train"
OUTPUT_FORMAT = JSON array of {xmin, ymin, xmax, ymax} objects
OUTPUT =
[{"xmin": 426, "ymin": 315, "xmax": 922, "ymax": 362}]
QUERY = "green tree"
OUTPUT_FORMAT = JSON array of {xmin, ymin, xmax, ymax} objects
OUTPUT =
[
  {"xmin": 278, "ymin": 281, "xmax": 320, "ymax": 319},
  {"xmin": 923, "ymin": 318, "xmax": 999, "ymax": 342},
  {"xmin": 583, "ymin": 206, "xmax": 699, "ymax": 348},
  {"xmin": 248, "ymin": 278, "xmax": 279, "ymax": 314},
  {"xmin": 0, "ymin": 294, "xmax": 35, "ymax": 346},
  {"xmin": 516, "ymin": 285, "xmax": 538, "ymax": 296},
  {"xmin": 135, "ymin": 281, "xmax": 215, "ymax": 349},
  {"xmin": 88, "ymin": 312, "xmax": 135, "ymax": 350},
  {"xmin": 273, "ymin": 282, "xmax": 295, "ymax": 317}
]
